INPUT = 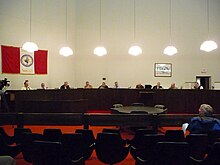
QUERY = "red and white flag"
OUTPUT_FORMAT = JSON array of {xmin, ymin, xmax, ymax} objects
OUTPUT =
[{"xmin": 1, "ymin": 45, "xmax": 48, "ymax": 74}]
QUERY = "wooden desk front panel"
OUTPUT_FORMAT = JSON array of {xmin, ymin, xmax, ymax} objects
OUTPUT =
[{"xmin": 4, "ymin": 89, "xmax": 220, "ymax": 114}]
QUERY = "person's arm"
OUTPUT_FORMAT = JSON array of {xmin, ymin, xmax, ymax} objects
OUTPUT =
[{"xmin": 187, "ymin": 118, "xmax": 202, "ymax": 134}]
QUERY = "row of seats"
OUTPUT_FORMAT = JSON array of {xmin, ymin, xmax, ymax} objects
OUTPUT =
[{"xmin": 1, "ymin": 127, "xmax": 220, "ymax": 165}]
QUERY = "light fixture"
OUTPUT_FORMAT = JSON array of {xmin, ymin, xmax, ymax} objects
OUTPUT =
[
  {"xmin": 59, "ymin": 47, "xmax": 73, "ymax": 57},
  {"xmin": 164, "ymin": 46, "xmax": 178, "ymax": 56},
  {"xmin": 128, "ymin": 46, "xmax": 142, "ymax": 56},
  {"xmin": 128, "ymin": 0, "xmax": 142, "ymax": 56},
  {"xmin": 94, "ymin": 46, "xmax": 107, "ymax": 56},
  {"xmin": 22, "ymin": 0, "xmax": 38, "ymax": 52},
  {"xmin": 94, "ymin": 0, "xmax": 107, "ymax": 56},
  {"xmin": 59, "ymin": 0, "xmax": 73, "ymax": 57},
  {"xmin": 200, "ymin": 0, "xmax": 218, "ymax": 52},
  {"xmin": 163, "ymin": 0, "xmax": 178, "ymax": 56}
]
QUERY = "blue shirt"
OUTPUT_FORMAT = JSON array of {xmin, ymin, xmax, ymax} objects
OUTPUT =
[{"xmin": 188, "ymin": 116, "xmax": 220, "ymax": 134}]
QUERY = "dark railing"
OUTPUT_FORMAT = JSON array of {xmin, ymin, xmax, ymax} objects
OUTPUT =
[{"xmin": 1, "ymin": 113, "xmax": 220, "ymax": 130}]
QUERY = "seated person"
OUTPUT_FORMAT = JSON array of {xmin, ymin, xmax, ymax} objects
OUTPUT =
[
  {"xmin": 21, "ymin": 80, "xmax": 32, "ymax": 90},
  {"xmin": 194, "ymin": 82, "xmax": 204, "ymax": 89},
  {"xmin": 84, "ymin": 81, "xmax": 93, "ymax": 89},
  {"xmin": 40, "ymin": 83, "xmax": 47, "ymax": 89},
  {"xmin": 169, "ymin": 83, "xmax": 178, "ymax": 89},
  {"xmin": 187, "ymin": 104, "xmax": 220, "ymax": 134},
  {"xmin": 60, "ymin": 81, "xmax": 70, "ymax": 89},
  {"xmin": 136, "ymin": 83, "xmax": 144, "ymax": 89},
  {"xmin": 98, "ymin": 82, "xmax": 109, "ymax": 89},
  {"xmin": 152, "ymin": 82, "xmax": 163, "ymax": 89},
  {"xmin": 113, "ymin": 81, "xmax": 119, "ymax": 88}
]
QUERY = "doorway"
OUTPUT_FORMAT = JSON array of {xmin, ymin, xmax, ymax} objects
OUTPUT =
[{"xmin": 196, "ymin": 76, "xmax": 211, "ymax": 89}]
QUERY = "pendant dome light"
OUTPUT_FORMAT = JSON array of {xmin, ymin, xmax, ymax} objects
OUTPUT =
[
  {"xmin": 163, "ymin": 0, "xmax": 178, "ymax": 56},
  {"xmin": 200, "ymin": 0, "xmax": 218, "ymax": 52},
  {"xmin": 59, "ymin": 0, "xmax": 73, "ymax": 57},
  {"xmin": 22, "ymin": 0, "xmax": 38, "ymax": 52},
  {"xmin": 128, "ymin": 0, "xmax": 142, "ymax": 56},
  {"xmin": 94, "ymin": 0, "xmax": 107, "ymax": 56}
]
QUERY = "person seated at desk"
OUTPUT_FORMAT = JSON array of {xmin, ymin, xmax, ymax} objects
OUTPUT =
[
  {"xmin": 168, "ymin": 83, "xmax": 178, "ymax": 89},
  {"xmin": 21, "ymin": 80, "xmax": 32, "ymax": 90},
  {"xmin": 98, "ymin": 82, "xmax": 108, "ymax": 89},
  {"xmin": 136, "ymin": 83, "xmax": 144, "ymax": 89},
  {"xmin": 113, "ymin": 81, "xmax": 119, "ymax": 88},
  {"xmin": 187, "ymin": 104, "xmax": 220, "ymax": 134},
  {"xmin": 60, "ymin": 81, "xmax": 70, "ymax": 89},
  {"xmin": 152, "ymin": 82, "xmax": 163, "ymax": 89},
  {"xmin": 84, "ymin": 81, "xmax": 93, "ymax": 89},
  {"xmin": 40, "ymin": 83, "xmax": 47, "ymax": 89},
  {"xmin": 194, "ymin": 82, "xmax": 204, "ymax": 89}
]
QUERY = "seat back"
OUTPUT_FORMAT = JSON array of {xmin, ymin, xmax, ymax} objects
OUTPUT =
[
  {"xmin": 0, "ymin": 127, "xmax": 15, "ymax": 145},
  {"xmin": 95, "ymin": 132, "xmax": 129, "ymax": 164},
  {"xmin": 0, "ymin": 133, "xmax": 22, "ymax": 158},
  {"xmin": 43, "ymin": 128, "xmax": 62, "ymax": 142},
  {"xmin": 207, "ymin": 130, "xmax": 220, "ymax": 145},
  {"xmin": 165, "ymin": 130, "xmax": 185, "ymax": 142},
  {"xmin": 186, "ymin": 134, "xmax": 209, "ymax": 160},
  {"xmin": 205, "ymin": 142, "xmax": 220, "ymax": 165},
  {"xmin": 75, "ymin": 129, "xmax": 95, "ymax": 145},
  {"xmin": 75, "ymin": 129, "xmax": 95, "ymax": 160},
  {"xmin": 61, "ymin": 133, "xmax": 85, "ymax": 161},
  {"xmin": 14, "ymin": 128, "xmax": 32, "ymax": 144},
  {"xmin": 131, "ymin": 134, "xmax": 165, "ymax": 161},
  {"xmin": 20, "ymin": 132, "xmax": 44, "ymax": 163},
  {"xmin": 155, "ymin": 142, "xmax": 190, "ymax": 165},
  {"xmin": 32, "ymin": 140, "xmax": 63, "ymax": 165}
]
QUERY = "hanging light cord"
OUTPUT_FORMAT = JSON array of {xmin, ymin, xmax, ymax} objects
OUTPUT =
[
  {"xmin": 133, "ymin": 0, "xmax": 136, "ymax": 41},
  {"xmin": 65, "ymin": 0, "xmax": 68, "ymax": 41},
  {"xmin": 207, "ymin": 0, "xmax": 210, "ymax": 35},
  {"xmin": 30, "ymin": 0, "xmax": 32, "ymax": 42},
  {"xmin": 99, "ymin": 0, "xmax": 102, "ymax": 42},
  {"xmin": 169, "ymin": 0, "xmax": 172, "ymax": 44}
]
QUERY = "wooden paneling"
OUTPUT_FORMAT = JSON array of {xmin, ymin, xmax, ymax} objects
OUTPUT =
[{"xmin": 3, "ymin": 89, "xmax": 220, "ymax": 114}]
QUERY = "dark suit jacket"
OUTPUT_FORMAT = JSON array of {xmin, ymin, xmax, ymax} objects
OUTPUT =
[{"xmin": 60, "ymin": 85, "xmax": 70, "ymax": 89}]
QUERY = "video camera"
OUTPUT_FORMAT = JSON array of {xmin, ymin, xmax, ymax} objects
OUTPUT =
[{"xmin": 0, "ymin": 78, "xmax": 10, "ymax": 90}]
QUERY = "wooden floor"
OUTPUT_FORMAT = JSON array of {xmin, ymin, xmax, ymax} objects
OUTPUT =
[{"xmin": 3, "ymin": 125, "xmax": 182, "ymax": 165}]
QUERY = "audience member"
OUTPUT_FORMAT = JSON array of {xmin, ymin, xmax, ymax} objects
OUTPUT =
[
  {"xmin": 194, "ymin": 82, "xmax": 204, "ymax": 89},
  {"xmin": 60, "ymin": 81, "xmax": 70, "ymax": 89},
  {"xmin": 136, "ymin": 83, "xmax": 144, "ymax": 89},
  {"xmin": 187, "ymin": 104, "xmax": 220, "ymax": 134},
  {"xmin": 84, "ymin": 81, "xmax": 93, "ymax": 89},
  {"xmin": 169, "ymin": 83, "xmax": 178, "ymax": 89},
  {"xmin": 152, "ymin": 82, "xmax": 163, "ymax": 89},
  {"xmin": 21, "ymin": 80, "xmax": 32, "ymax": 90},
  {"xmin": 98, "ymin": 82, "xmax": 108, "ymax": 89}
]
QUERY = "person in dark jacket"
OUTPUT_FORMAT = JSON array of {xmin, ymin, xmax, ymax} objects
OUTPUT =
[
  {"xmin": 60, "ymin": 81, "xmax": 70, "ymax": 89},
  {"xmin": 188, "ymin": 104, "xmax": 220, "ymax": 134}
]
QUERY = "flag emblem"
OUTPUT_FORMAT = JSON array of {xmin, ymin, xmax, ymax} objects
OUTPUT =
[{"xmin": 20, "ymin": 54, "xmax": 33, "ymax": 67}]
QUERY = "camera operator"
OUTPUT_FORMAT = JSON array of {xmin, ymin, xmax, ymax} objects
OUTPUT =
[
  {"xmin": 0, "ymin": 78, "xmax": 10, "ymax": 112},
  {"xmin": 0, "ymin": 78, "xmax": 10, "ymax": 91}
]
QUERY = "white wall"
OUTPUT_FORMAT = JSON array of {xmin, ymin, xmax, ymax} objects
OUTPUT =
[{"xmin": 0, "ymin": 0, "xmax": 220, "ymax": 90}]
